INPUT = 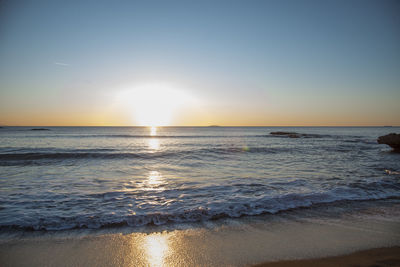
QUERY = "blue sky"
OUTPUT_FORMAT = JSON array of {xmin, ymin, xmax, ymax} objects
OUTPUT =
[{"xmin": 0, "ymin": 0, "xmax": 399, "ymax": 125}]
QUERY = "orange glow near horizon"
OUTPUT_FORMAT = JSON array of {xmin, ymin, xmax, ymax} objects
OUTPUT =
[
  {"xmin": 1, "ymin": 82, "xmax": 400, "ymax": 127},
  {"xmin": 2, "ymin": 110, "xmax": 400, "ymax": 127}
]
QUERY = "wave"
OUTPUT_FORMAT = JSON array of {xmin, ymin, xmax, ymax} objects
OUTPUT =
[
  {"xmin": 0, "ymin": 152, "xmax": 146, "ymax": 160},
  {"xmin": 1, "ymin": 196, "xmax": 399, "ymax": 232},
  {"xmin": 0, "ymin": 141, "xmax": 379, "ymax": 164},
  {"xmin": 0, "ymin": 147, "xmax": 292, "ymax": 162},
  {"xmin": 1, "ymin": 177, "xmax": 399, "ymax": 231}
]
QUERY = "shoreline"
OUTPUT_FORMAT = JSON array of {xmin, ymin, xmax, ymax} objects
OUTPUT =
[
  {"xmin": 253, "ymin": 246, "xmax": 400, "ymax": 267},
  {"xmin": 1, "ymin": 202, "xmax": 399, "ymax": 267}
]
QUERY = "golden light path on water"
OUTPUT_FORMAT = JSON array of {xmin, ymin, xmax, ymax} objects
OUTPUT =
[
  {"xmin": 148, "ymin": 138, "xmax": 160, "ymax": 150},
  {"xmin": 150, "ymin": 126, "xmax": 157, "ymax": 136},
  {"xmin": 141, "ymin": 127, "xmax": 170, "ymax": 266},
  {"xmin": 148, "ymin": 126, "xmax": 160, "ymax": 150},
  {"xmin": 147, "ymin": 171, "xmax": 163, "ymax": 188}
]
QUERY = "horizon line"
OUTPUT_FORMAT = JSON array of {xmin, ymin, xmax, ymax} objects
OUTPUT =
[{"xmin": 1, "ymin": 125, "xmax": 399, "ymax": 128}]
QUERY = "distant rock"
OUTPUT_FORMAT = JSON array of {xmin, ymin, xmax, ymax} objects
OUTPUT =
[
  {"xmin": 377, "ymin": 133, "xmax": 400, "ymax": 151},
  {"xmin": 270, "ymin": 131, "xmax": 326, "ymax": 139},
  {"xmin": 30, "ymin": 128, "xmax": 50, "ymax": 131},
  {"xmin": 270, "ymin": 131, "xmax": 301, "ymax": 138}
]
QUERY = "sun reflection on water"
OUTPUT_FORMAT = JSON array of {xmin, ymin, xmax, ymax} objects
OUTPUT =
[
  {"xmin": 148, "ymin": 171, "xmax": 162, "ymax": 186},
  {"xmin": 144, "ymin": 234, "xmax": 169, "ymax": 267},
  {"xmin": 138, "ymin": 170, "xmax": 166, "ymax": 191},
  {"xmin": 148, "ymin": 126, "xmax": 160, "ymax": 150},
  {"xmin": 148, "ymin": 138, "xmax": 160, "ymax": 150},
  {"xmin": 150, "ymin": 126, "xmax": 157, "ymax": 136}
]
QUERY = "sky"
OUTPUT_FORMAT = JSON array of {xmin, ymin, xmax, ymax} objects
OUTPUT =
[{"xmin": 0, "ymin": 0, "xmax": 399, "ymax": 126}]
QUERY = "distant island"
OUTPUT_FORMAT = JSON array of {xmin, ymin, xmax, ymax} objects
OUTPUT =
[{"xmin": 30, "ymin": 128, "xmax": 51, "ymax": 131}]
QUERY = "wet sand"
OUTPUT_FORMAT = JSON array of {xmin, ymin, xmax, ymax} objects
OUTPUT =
[
  {"xmin": 254, "ymin": 246, "xmax": 400, "ymax": 267},
  {"xmin": 1, "ymin": 209, "xmax": 399, "ymax": 267}
]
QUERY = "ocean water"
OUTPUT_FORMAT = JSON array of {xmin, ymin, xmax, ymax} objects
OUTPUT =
[{"xmin": 0, "ymin": 126, "xmax": 399, "ymax": 231}]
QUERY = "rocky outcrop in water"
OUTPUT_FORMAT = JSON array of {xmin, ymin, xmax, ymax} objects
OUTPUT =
[
  {"xmin": 270, "ymin": 131, "xmax": 324, "ymax": 138},
  {"xmin": 377, "ymin": 133, "xmax": 400, "ymax": 151},
  {"xmin": 270, "ymin": 131, "xmax": 301, "ymax": 138}
]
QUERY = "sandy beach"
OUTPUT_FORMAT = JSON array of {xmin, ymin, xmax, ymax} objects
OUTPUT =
[
  {"xmin": 1, "ymin": 202, "xmax": 399, "ymax": 267},
  {"xmin": 254, "ymin": 246, "xmax": 400, "ymax": 267}
]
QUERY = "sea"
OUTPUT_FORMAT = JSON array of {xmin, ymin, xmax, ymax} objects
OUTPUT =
[{"xmin": 0, "ymin": 126, "xmax": 399, "ymax": 232}]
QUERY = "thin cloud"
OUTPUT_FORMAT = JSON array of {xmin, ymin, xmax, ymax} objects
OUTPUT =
[{"xmin": 54, "ymin": 62, "xmax": 70, "ymax": 66}]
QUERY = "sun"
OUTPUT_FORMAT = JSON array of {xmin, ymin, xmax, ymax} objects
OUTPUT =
[
  {"xmin": 116, "ymin": 83, "xmax": 196, "ymax": 126},
  {"xmin": 133, "ymin": 87, "xmax": 173, "ymax": 126},
  {"xmin": 131, "ymin": 84, "xmax": 190, "ymax": 126}
]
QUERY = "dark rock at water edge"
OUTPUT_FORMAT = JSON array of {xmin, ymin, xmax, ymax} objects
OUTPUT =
[
  {"xmin": 377, "ymin": 133, "xmax": 400, "ymax": 151},
  {"xmin": 30, "ymin": 128, "xmax": 50, "ymax": 131}
]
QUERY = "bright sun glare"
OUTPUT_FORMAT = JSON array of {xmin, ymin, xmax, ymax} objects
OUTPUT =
[{"xmin": 116, "ymin": 83, "xmax": 196, "ymax": 126}]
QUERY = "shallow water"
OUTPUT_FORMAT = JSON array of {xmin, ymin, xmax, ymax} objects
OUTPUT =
[{"xmin": 0, "ymin": 126, "xmax": 399, "ymax": 231}]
